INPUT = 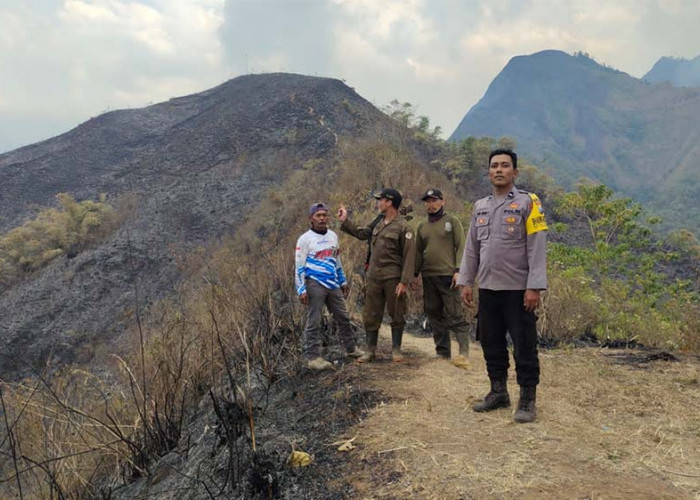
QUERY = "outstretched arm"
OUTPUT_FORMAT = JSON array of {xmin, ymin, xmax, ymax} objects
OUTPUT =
[{"xmin": 338, "ymin": 204, "xmax": 373, "ymax": 240}]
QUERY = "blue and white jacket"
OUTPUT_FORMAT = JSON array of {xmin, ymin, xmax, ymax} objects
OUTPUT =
[{"xmin": 295, "ymin": 229, "xmax": 347, "ymax": 295}]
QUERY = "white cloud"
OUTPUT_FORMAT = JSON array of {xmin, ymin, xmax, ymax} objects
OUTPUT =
[
  {"xmin": 330, "ymin": 0, "xmax": 452, "ymax": 90},
  {"xmin": 220, "ymin": 0, "xmax": 334, "ymax": 76},
  {"xmin": 405, "ymin": 57, "xmax": 455, "ymax": 81},
  {"xmin": 1, "ymin": 0, "xmax": 700, "ymax": 152},
  {"xmin": 0, "ymin": 0, "xmax": 228, "ymax": 151},
  {"xmin": 324, "ymin": 0, "xmax": 700, "ymax": 136},
  {"xmin": 333, "ymin": 0, "xmax": 434, "ymax": 43},
  {"xmin": 58, "ymin": 1, "xmax": 224, "ymax": 58},
  {"xmin": 60, "ymin": 0, "xmax": 121, "ymax": 22},
  {"xmin": 0, "ymin": 8, "xmax": 30, "ymax": 50}
]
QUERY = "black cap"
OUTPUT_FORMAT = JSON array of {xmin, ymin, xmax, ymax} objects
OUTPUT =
[
  {"xmin": 373, "ymin": 188, "xmax": 402, "ymax": 208},
  {"xmin": 420, "ymin": 188, "xmax": 444, "ymax": 201},
  {"xmin": 309, "ymin": 202, "xmax": 329, "ymax": 216}
]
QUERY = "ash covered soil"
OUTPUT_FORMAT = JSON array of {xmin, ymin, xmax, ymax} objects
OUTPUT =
[
  {"xmin": 111, "ymin": 329, "xmax": 700, "ymax": 499},
  {"xmin": 110, "ymin": 346, "xmax": 389, "ymax": 500}
]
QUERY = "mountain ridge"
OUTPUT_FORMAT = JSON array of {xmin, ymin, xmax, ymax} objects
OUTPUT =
[
  {"xmin": 643, "ymin": 54, "xmax": 700, "ymax": 87},
  {"xmin": 0, "ymin": 73, "xmax": 376, "ymax": 231},
  {"xmin": 0, "ymin": 73, "xmax": 398, "ymax": 379},
  {"xmin": 449, "ymin": 50, "xmax": 700, "ymax": 228}
]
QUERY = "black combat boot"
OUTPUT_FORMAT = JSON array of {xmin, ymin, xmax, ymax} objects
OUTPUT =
[
  {"xmin": 358, "ymin": 330, "xmax": 378, "ymax": 363},
  {"xmin": 513, "ymin": 386, "xmax": 537, "ymax": 423},
  {"xmin": 391, "ymin": 326, "xmax": 404, "ymax": 362},
  {"xmin": 472, "ymin": 378, "xmax": 510, "ymax": 412}
]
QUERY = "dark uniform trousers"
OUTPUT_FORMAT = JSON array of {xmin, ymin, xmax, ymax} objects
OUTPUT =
[
  {"xmin": 363, "ymin": 277, "xmax": 406, "ymax": 332},
  {"xmin": 422, "ymin": 275, "xmax": 469, "ymax": 357},
  {"xmin": 478, "ymin": 289, "xmax": 540, "ymax": 387}
]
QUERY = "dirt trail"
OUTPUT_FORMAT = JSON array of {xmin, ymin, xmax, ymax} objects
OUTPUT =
[{"xmin": 330, "ymin": 327, "xmax": 700, "ymax": 499}]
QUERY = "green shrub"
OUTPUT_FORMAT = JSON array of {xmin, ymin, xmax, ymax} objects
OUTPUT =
[
  {"xmin": 0, "ymin": 193, "xmax": 114, "ymax": 285},
  {"xmin": 594, "ymin": 279, "xmax": 677, "ymax": 347},
  {"xmin": 540, "ymin": 265, "xmax": 600, "ymax": 344}
]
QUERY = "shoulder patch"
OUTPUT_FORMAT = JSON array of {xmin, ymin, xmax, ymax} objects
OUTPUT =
[{"xmin": 526, "ymin": 193, "xmax": 547, "ymax": 235}]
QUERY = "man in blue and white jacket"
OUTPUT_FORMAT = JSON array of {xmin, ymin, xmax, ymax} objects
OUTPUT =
[{"xmin": 295, "ymin": 202, "xmax": 364, "ymax": 370}]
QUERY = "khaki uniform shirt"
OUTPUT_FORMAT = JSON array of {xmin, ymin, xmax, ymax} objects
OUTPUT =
[
  {"xmin": 415, "ymin": 213, "xmax": 465, "ymax": 277},
  {"xmin": 457, "ymin": 188, "xmax": 548, "ymax": 291},
  {"xmin": 341, "ymin": 216, "xmax": 416, "ymax": 284}
]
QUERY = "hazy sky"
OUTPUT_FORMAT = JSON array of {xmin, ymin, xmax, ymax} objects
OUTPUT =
[{"xmin": 1, "ymin": 0, "xmax": 699, "ymax": 152}]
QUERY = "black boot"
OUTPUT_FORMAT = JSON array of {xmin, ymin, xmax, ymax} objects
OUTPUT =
[
  {"xmin": 391, "ymin": 326, "xmax": 404, "ymax": 362},
  {"xmin": 513, "ymin": 386, "xmax": 537, "ymax": 423},
  {"xmin": 358, "ymin": 330, "xmax": 378, "ymax": 363},
  {"xmin": 472, "ymin": 378, "xmax": 510, "ymax": 412}
]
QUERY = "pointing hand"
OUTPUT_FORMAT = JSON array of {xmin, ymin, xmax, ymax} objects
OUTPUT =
[{"xmin": 337, "ymin": 205, "xmax": 348, "ymax": 222}]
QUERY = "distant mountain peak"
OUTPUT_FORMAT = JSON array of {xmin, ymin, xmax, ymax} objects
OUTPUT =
[
  {"xmin": 449, "ymin": 48, "xmax": 700, "ymax": 231},
  {"xmin": 498, "ymin": 50, "xmax": 625, "ymax": 79},
  {"xmin": 643, "ymin": 54, "xmax": 700, "ymax": 87},
  {"xmin": 450, "ymin": 50, "xmax": 631, "ymax": 143}
]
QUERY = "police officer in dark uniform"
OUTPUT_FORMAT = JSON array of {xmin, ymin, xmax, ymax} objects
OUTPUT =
[
  {"xmin": 338, "ymin": 188, "xmax": 416, "ymax": 362},
  {"xmin": 457, "ymin": 149, "xmax": 547, "ymax": 423}
]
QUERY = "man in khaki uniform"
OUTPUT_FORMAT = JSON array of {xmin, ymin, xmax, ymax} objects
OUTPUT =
[
  {"xmin": 414, "ymin": 188, "xmax": 470, "ymax": 362},
  {"xmin": 338, "ymin": 188, "xmax": 416, "ymax": 362},
  {"xmin": 458, "ymin": 149, "xmax": 547, "ymax": 423}
]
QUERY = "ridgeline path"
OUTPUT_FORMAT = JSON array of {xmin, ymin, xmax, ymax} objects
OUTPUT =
[{"xmin": 325, "ymin": 327, "xmax": 700, "ymax": 499}]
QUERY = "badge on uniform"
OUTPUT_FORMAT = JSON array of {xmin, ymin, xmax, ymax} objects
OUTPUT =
[
  {"xmin": 526, "ymin": 193, "xmax": 548, "ymax": 235},
  {"xmin": 445, "ymin": 222, "xmax": 452, "ymax": 232},
  {"xmin": 405, "ymin": 232, "xmax": 413, "ymax": 239}
]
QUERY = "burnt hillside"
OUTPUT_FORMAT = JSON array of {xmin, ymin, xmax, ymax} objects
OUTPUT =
[{"xmin": 0, "ymin": 73, "xmax": 397, "ymax": 379}]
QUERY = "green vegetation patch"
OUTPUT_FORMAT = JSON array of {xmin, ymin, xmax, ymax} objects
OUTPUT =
[{"xmin": 0, "ymin": 193, "xmax": 115, "ymax": 287}]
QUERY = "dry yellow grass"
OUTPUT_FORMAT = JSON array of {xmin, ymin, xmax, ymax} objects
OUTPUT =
[{"xmin": 339, "ymin": 328, "xmax": 700, "ymax": 499}]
